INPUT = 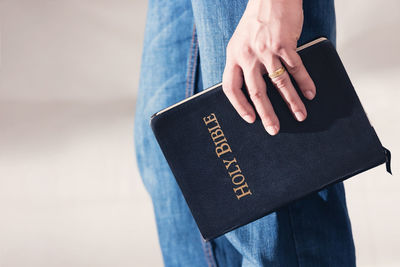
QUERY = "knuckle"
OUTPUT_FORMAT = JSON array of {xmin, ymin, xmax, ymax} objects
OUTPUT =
[
  {"xmin": 285, "ymin": 95, "xmax": 298, "ymax": 105},
  {"xmin": 269, "ymin": 41, "xmax": 285, "ymax": 55},
  {"xmin": 288, "ymin": 97, "xmax": 306, "ymax": 112},
  {"xmin": 222, "ymin": 82, "xmax": 235, "ymax": 95},
  {"xmin": 287, "ymin": 63, "xmax": 301, "ymax": 74},
  {"xmin": 249, "ymin": 86, "xmax": 266, "ymax": 100},
  {"xmin": 249, "ymin": 89, "xmax": 264, "ymax": 100},
  {"xmin": 255, "ymin": 40, "xmax": 268, "ymax": 54},
  {"xmin": 239, "ymin": 44, "xmax": 254, "ymax": 59},
  {"xmin": 290, "ymin": 102, "xmax": 306, "ymax": 114},
  {"xmin": 261, "ymin": 115, "xmax": 276, "ymax": 126}
]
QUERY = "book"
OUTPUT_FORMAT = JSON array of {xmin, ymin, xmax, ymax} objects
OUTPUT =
[{"xmin": 149, "ymin": 37, "xmax": 392, "ymax": 241}]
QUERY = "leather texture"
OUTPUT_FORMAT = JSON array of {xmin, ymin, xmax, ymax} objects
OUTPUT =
[{"xmin": 150, "ymin": 39, "xmax": 391, "ymax": 241}]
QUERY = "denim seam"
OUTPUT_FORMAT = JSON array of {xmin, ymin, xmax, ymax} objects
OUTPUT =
[
  {"xmin": 199, "ymin": 232, "xmax": 217, "ymax": 267},
  {"xmin": 185, "ymin": 23, "xmax": 196, "ymax": 98},
  {"xmin": 189, "ymin": 30, "xmax": 199, "ymax": 96},
  {"xmin": 207, "ymin": 241, "xmax": 217, "ymax": 267},
  {"xmin": 287, "ymin": 205, "xmax": 302, "ymax": 267}
]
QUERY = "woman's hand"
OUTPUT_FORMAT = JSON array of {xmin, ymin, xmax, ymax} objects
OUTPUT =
[{"xmin": 222, "ymin": 0, "xmax": 316, "ymax": 135}]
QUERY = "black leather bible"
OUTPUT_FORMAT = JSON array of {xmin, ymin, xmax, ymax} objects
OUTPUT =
[{"xmin": 149, "ymin": 37, "xmax": 392, "ymax": 241}]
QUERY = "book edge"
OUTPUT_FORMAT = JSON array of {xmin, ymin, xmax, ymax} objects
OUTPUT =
[
  {"xmin": 150, "ymin": 37, "xmax": 328, "ymax": 121},
  {"xmin": 201, "ymin": 155, "xmax": 387, "ymax": 241}
]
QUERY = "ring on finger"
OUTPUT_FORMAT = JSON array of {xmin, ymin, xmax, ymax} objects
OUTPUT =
[{"xmin": 268, "ymin": 66, "xmax": 286, "ymax": 79}]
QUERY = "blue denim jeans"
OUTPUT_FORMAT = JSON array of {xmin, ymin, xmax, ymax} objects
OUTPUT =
[{"xmin": 134, "ymin": 0, "xmax": 356, "ymax": 266}]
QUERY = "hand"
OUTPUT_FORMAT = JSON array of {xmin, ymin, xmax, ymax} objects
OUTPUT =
[{"xmin": 222, "ymin": 0, "xmax": 316, "ymax": 135}]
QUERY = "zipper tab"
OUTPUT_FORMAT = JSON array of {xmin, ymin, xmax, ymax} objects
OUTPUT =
[{"xmin": 383, "ymin": 146, "xmax": 392, "ymax": 175}]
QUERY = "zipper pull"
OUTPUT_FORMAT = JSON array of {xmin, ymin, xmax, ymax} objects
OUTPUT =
[{"xmin": 383, "ymin": 146, "xmax": 392, "ymax": 175}]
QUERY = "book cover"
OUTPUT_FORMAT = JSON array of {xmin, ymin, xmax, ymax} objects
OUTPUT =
[{"xmin": 149, "ymin": 38, "xmax": 391, "ymax": 241}]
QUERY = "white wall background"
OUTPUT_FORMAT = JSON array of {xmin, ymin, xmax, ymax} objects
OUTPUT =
[{"xmin": 0, "ymin": 0, "xmax": 399, "ymax": 266}]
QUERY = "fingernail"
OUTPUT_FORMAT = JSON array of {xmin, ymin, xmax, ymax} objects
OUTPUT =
[
  {"xmin": 295, "ymin": 111, "xmax": 306, "ymax": 121},
  {"xmin": 305, "ymin": 90, "xmax": 315, "ymax": 100},
  {"xmin": 243, "ymin": 115, "xmax": 254, "ymax": 123},
  {"xmin": 265, "ymin": 125, "xmax": 279, "ymax": 135}
]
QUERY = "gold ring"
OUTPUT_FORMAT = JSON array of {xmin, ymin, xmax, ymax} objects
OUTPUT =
[{"xmin": 268, "ymin": 66, "xmax": 286, "ymax": 79}]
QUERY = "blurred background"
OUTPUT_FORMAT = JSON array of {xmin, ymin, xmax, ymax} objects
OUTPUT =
[{"xmin": 0, "ymin": 0, "xmax": 399, "ymax": 266}]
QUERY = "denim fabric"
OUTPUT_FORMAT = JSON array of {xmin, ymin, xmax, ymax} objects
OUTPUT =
[{"xmin": 134, "ymin": 0, "xmax": 356, "ymax": 266}]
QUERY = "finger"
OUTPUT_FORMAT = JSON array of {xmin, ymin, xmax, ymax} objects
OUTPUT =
[
  {"xmin": 279, "ymin": 49, "xmax": 316, "ymax": 100},
  {"xmin": 242, "ymin": 62, "xmax": 280, "ymax": 135},
  {"xmin": 222, "ymin": 62, "xmax": 256, "ymax": 123},
  {"xmin": 261, "ymin": 54, "xmax": 307, "ymax": 122}
]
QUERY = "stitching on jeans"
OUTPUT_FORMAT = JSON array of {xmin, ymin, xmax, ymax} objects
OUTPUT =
[
  {"xmin": 185, "ymin": 23, "xmax": 195, "ymax": 98},
  {"xmin": 206, "ymin": 241, "xmax": 217, "ymax": 267},
  {"xmin": 199, "ymin": 233, "xmax": 211, "ymax": 267},
  {"xmin": 199, "ymin": 232, "xmax": 217, "ymax": 267},
  {"xmin": 287, "ymin": 205, "xmax": 301, "ymax": 267},
  {"xmin": 189, "ymin": 31, "xmax": 199, "ymax": 97},
  {"xmin": 185, "ymin": 23, "xmax": 196, "ymax": 98}
]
